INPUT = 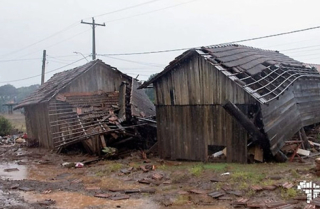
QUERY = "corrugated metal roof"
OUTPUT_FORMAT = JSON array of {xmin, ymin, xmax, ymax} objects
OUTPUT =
[
  {"xmin": 140, "ymin": 44, "xmax": 320, "ymax": 104},
  {"xmin": 15, "ymin": 59, "xmax": 131, "ymax": 109}
]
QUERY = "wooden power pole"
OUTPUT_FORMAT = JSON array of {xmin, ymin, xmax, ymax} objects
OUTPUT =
[
  {"xmin": 41, "ymin": 50, "xmax": 46, "ymax": 85},
  {"xmin": 81, "ymin": 17, "xmax": 105, "ymax": 60}
]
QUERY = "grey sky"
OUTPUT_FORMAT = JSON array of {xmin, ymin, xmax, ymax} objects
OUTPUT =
[{"xmin": 1, "ymin": 0, "xmax": 320, "ymax": 87}]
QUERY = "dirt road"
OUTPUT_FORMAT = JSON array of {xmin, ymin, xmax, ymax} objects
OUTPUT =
[{"xmin": 0, "ymin": 144, "xmax": 317, "ymax": 209}]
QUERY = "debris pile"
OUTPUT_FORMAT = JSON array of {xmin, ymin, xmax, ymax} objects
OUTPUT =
[{"xmin": 51, "ymin": 79, "xmax": 156, "ymax": 156}]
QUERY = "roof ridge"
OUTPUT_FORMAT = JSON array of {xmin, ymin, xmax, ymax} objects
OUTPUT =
[{"xmin": 203, "ymin": 44, "xmax": 279, "ymax": 53}]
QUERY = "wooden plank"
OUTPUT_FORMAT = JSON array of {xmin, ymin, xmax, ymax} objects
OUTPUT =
[{"xmin": 100, "ymin": 135, "xmax": 107, "ymax": 148}]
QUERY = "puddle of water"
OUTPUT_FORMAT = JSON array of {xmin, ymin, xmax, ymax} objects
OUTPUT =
[
  {"xmin": 23, "ymin": 191, "xmax": 160, "ymax": 209},
  {"xmin": 0, "ymin": 162, "xmax": 27, "ymax": 180}
]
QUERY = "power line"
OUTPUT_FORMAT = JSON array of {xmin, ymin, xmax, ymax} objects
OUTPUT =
[
  {"xmin": 89, "ymin": 0, "xmax": 162, "ymax": 19},
  {"xmin": 0, "ymin": 57, "xmax": 42, "ymax": 63},
  {"xmin": 98, "ymin": 25, "xmax": 320, "ymax": 56},
  {"xmin": 103, "ymin": 0, "xmax": 202, "ymax": 24},
  {"xmin": 99, "ymin": 55, "xmax": 164, "ymax": 68},
  {"xmin": 0, "ymin": 29, "xmax": 91, "ymax": 62},
  {"xmin": 0, "ymin": 0, "xmax": 170, "ymax": 59},
  {"xmin": 0, "ymin": 22, "xmax": 79, "ymax": 58},
  {"xmin": 0, "ymin": 57, "xmax": 88, "ymax": 84}
]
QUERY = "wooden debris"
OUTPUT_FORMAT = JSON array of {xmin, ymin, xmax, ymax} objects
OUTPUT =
[
  {"xmin": 85, "ymin": 186, "xmax": 101, "ymax": 190},
  {"xmin": 232, "ymin": 198, "xmax": 249, "ymax": 206},
  {"xmin": 110, "ymin": 195, "xmax": 130, "ymax": 201},
  {"xmin": 246, "ymin": 201, "xmax": 265, "ymax": 208},
  {"xmin": 10, "ymin": 184, "xmax": 19, "ymax": 189},
  {"xmin": 266, "ymin": 200, "xmax": 287, "ymax": 208},
  {"xmin": 94, "ymin": 193, "xmax": 112, "ymax": 198},
  {"xmin": 226, "ymin": 190, "xmax": 242, "ymax": 196},
  {"xmin": 152, "ymin": 173, "xmax": 163, "ymax": 181},
  {"xmin": 4, "ymin": 168, "xmax": 19, "ymax": 172},
  {"xmin": 282, "ymin": 182, "xmax": 294, "ymax": 189},
  {"xmin": 274, "ymin": 204, "xmax": 295, "ymax": 209},
  {"xmin": 124, "ymin": 188, "xmax": 156, "ymax": 194},
  {"xmin": 210, "ymin": 178, "xmax": 225, "ymax": 182},
  {"xmin": 19, "ymin": 187, "xmax": 34, "ymax": 191},
  {"xmin": 208, "ymin": 191, "xmax": 225, "ymax": 198},
  {"xmin": 163, "ymin": 180, "xmax": 172, "ymax": 184},
  {"xmin": 297, "ymin": 148, "xmax": 310, "ymax": 156},
  {"xmin": 37, "ymin": 199, "xmax": 56, "ymax": 206},
  {"xmin": 251, "ymin": 185, "xmax": 263, "ymax": 191},
  {"xmin": 138, "ymin": 178, "xmax": 152, "ymax": 184}
]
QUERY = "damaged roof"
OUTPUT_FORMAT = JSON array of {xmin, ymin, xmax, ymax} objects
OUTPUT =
[
  {"xmin": 140, "ymin": 44, "xmax": 320, "ymax": 104},
  {"xmin": 130, "ymin": 78, "xmax": 156, "ymax": 118},
  {"xmin": 15, "ymin": 59, "xmax": 131, "ymax": 109}
]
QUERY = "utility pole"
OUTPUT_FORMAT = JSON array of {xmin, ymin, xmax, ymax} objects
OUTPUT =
[
  {"xmin": 81, "ymin": 17, "xmax": 105, "ymax": 60},
  {"xmin": 41, "ymin": 50, "xmax": 46, "ymax": 85}
]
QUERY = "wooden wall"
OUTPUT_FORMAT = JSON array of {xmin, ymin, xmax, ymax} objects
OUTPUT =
[
  {"xmin": 25, "ymin": 63, "xmax": 131, "ymax": 150},
  {"xmin": 262, "ymin": 78, "xmax": 320, "ymax": 155},
  {"xmin": 154, "ymin": 53, "xmax": 255, "ymax": 162},
  {"xmin": 25, "ymin": 103, "xmax": 52, "ymax": 148},
  {"xmin": 61, "ymin": 63, "xmax": 131, "ymax": 94}
]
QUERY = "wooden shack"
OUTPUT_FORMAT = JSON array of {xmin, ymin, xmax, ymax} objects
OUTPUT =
[
  {"xmin": 140, "ymin": 44, "xmax": 320, "ymax": 163},
  {"xmin": 15, "ymin": 59, "xmax": 155, "ymax": 153}
]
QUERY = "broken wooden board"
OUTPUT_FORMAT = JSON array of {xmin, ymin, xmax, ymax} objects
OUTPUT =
[{"xmin": 297, "ymin": 148, "xmax": 310, "ymax": 156}]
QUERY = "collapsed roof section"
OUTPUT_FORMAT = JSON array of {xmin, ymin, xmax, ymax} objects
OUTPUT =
[{"xmin": 141, "ymin": 44, "xmax": 320, "ymax": 104}]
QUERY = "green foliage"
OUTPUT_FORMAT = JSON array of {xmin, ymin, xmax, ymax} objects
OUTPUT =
[
  {"xmin": 280, "ymin": 188, "xmax": 297, "ymax": 199},
  {"xmin": 231, "ymin": 171, "xmax": 265, "ymax": 184},
  {"xmin": 189, "ymin": 164, "xmax": 204, "ymax": 176},
  {"xmin": 0, "ymin": 116, "xmax": 12, "ymax": 136},
  {"xmin": 0, "ymin": 84, "xmax": 39, "ymax": 113},
  {"xmin": 0, "ymin": 84, "xmax": 17, "ymax": 96}
]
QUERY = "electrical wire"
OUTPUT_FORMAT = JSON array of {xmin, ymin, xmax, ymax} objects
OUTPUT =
[
  {"xmin": 0, "ymin": 22, "xmax": 79, "ymax": 58},
  {"xmin": 99, "ymin": 25, "xmax": 320, "ymax": 56},
  {"xmin": 99, "ymin": 55, "xmax": 164, "ymax": 68},
  {"xmin": 0, "ymin": 57, "xmax": 88, "ymax": 84},
  {"xmin": 89, "ymin": 0, "xmax": 162, "ymax": 19},
  {"xmin": 103, "ymin": 0, "xmax": 201, "ymax": 24},
  {"xmin": 0, "ymin": 57, "xmax": 42, "ymax": 63}
]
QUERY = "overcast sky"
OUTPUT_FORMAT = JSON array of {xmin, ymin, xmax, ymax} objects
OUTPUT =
[{"xmin": 1, "ymin": 0, "xmax": 320, "ymax": 87}]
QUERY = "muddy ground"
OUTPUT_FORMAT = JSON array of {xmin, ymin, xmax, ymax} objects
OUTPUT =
[{"xmin": 0, "ymin": 143, "xmax": 319, "ymax": 209}]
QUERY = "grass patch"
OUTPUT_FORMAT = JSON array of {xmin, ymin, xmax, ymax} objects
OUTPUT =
[
  {"xmin": 281, "ymin": 188, "xmax": 297, "ymax": 199},
  {"xmin": 109, "ymin": 163, "xmax": 122, "ymax": 172},
  {"xmin": 230, "ymin": 171, "xmax": 265, "ymax": 185},
  {"xmin": 173, "ymin": 195, "xmax": 189, "ymax": 205},
  {"xmin": 290, "ymin": 169, "xmax": 301, "ymax": 178},
  {"xmin": 189, "ymin": 165, "xmax": 204, "ymax": 176}
]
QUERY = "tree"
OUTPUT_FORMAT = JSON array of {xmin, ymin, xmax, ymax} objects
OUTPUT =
[
  {"xmin": 0, "ymin": 84, "xmax": 17, "ymax": 96},
  {"xmin": 0, "ymin": 116, "xmax": 12, "ymax": 136}
]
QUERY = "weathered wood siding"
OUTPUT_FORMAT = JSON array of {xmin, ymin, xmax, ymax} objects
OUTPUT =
[
  {"xmin": 262, "ymin": 79, "xmax": 320, "ymax": 155},
  {"xmin": 155, "ymin": 53, "xmax": 255, "ymax": 162},
  {"xmin": 25, "ymin": 103, "xmax": 52, "ymax": 148},
  {"xmin": 61, "ymin": 63, "xmax": 131, "ymax": 93}
]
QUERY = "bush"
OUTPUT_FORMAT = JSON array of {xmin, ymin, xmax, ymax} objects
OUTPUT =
[{"xmin": 0, "ymin": 116, "xmax": 12, "ymax": 136}]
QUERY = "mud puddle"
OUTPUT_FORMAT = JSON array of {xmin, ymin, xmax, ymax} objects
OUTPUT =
[
  {"xmin": 0, "ymin": 162, "xmax": 27, "ymax": 180},
  {"xmin": 23, "ymin": 191, "xmax": 160, "ymax": 209}
]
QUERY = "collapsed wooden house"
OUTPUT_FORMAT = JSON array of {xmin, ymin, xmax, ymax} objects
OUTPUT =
[
  {"xmin": 140, "ymin": 44, "xmax": 320, "ymax": 163},
  {"xmin": 15, "ymin": 59, "xmax": 156, "ymax": 154}
]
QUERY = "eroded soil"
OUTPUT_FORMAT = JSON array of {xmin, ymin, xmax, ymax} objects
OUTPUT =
[{"xmin": 0, "ymin": 144, "xmax": 318, "ymax": 209}]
